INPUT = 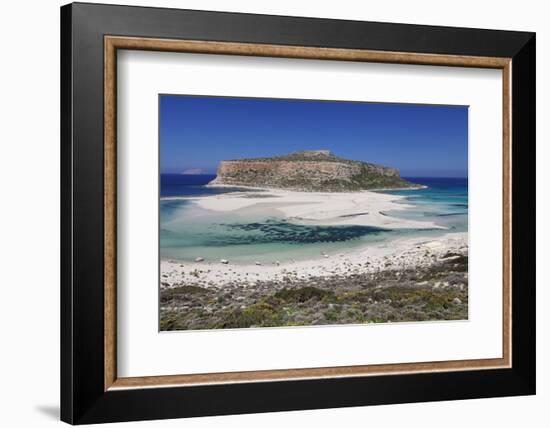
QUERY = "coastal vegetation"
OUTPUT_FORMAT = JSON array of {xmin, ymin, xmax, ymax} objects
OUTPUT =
[{"xmin": 160, "ymin": 252, "xmax": 468, "ymax": 330}]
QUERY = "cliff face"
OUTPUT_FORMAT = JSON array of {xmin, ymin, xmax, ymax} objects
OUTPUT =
[{"xmin": 209, "ymin": 150, "xmax": 418, "ymax": 192}]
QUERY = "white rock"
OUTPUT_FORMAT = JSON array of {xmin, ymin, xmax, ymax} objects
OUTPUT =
[
  {"xmin": 195, "ymin": 257, "xmax": 204, "ymax": 262},
  {"xmin": 255, "ymin": 261, "xmax": 262, "ymax": 266},
  {"xmin": 220, "ymin": 259, "xmax": 229, "ymax": 264}
]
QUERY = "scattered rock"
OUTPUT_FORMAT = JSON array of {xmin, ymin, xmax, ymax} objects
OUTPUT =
[{"xmin": 160, "ymin": 241, "xmax": 469, "ymax": 330}]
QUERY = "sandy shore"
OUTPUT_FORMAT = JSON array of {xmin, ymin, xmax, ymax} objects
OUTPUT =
[
  {"xmin": 161, "ymin": 231, "xmax": 467, "ymax": 289},
  {"xmin": 164, "ymin": 188, "xmax": 442, "ymax": 230}
]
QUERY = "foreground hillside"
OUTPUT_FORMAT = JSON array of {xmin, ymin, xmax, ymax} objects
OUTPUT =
[{"xmin": 160, "ymin": 251, "xmax": 468, "ymax": 330}]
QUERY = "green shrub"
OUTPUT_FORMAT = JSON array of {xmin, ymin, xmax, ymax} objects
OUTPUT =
[{"xmin": 274, "ymin": 286, "xmax": 334, "ymax": 303}]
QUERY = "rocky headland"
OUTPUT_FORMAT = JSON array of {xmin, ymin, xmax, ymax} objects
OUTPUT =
[{"xmin": 208, "ymin": 150, "xmax": 420, "ymax": 192}]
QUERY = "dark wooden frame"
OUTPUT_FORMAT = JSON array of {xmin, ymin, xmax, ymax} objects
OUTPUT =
[{"xmin": 61, "ymin": 2, "xmax": 536, "ymax": 424}]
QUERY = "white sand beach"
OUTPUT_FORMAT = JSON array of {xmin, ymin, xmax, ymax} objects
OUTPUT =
[
  {"xmin": 166, "ymin": 188, "xmax": 443, "ymax": 230},
  {"xmin": 161, "ymin": 231, "xmax": 467, "ymax": 288}
]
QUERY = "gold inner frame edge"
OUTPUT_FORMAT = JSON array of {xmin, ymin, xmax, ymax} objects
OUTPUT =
[{"xmin": 104, "ymin": 36, "xmax": 512, "ymax": 391}]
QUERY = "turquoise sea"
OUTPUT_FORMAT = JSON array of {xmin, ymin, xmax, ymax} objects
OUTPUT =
[{"xmin": 160, "ymin": 174, "xmax": 468, "ymax": 263}]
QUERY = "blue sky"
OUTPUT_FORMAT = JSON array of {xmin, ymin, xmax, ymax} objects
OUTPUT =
[{"xmin": 160, "ymin": 95, "xmax": 468, "ymax": 177}]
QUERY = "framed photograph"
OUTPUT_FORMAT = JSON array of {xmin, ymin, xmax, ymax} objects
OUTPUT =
[{"xmin": 61, "ymin": 2, "xmax": 535, "ymax": 424}]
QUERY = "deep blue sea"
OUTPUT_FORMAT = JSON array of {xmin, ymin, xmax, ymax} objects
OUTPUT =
[
  {"xmin": 161, "ymin": 174, "xmax": 239, "ymax": 197},
  {"xmin": 160, "ymin": 174, "xmax": 468, "ymax": 263}
]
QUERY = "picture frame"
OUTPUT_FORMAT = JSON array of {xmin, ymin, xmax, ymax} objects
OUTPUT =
[{"xmin": 61, "ymin": 2, "xmax": 535, "ymax": 424}]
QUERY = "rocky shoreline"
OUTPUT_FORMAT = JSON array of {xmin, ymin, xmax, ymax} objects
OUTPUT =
[{"xmin": 160, "ymin": 233, "xmax": 468, "ymax": 330}]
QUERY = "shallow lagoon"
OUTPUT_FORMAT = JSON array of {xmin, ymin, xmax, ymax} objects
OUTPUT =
[{"xmin": 159, "ymin": 175, "xmax": 467, "ymax": 264}]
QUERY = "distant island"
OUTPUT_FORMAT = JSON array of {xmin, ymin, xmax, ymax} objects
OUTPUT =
[
  {"xmin": 181, "ymin": 168, "xmax": 205, "ymax": 175},
  {"xmin": 208, "ymin": 150, "xmax": 420, "ymax": 192}
]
